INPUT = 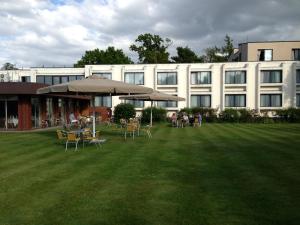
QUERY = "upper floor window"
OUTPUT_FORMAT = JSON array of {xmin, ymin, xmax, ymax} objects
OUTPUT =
[
  {"xmin": 95, "ymin": 96, "xmax": 112, "ymax": 108},
  {"xmin": 191, "ymin": 95, "xmax": 211, "ymax": 107},
  {"xmin": 225, "ymin": 94, "xmax": 246, "ymax": 107},
  {"xmin": 258, "ymin": 49, "xmax": 273, "ymax": 61},
  {"xmin": 293, "ymin": 49, "xmax": 300, "ymax": 60},
  {"xmin": 125, "ymin": 99, "xmax": 144, "ymax": 108},
  {"xmin": 36, "ymin": 75, "xmax": 84, "ymax": 85},
  {"xmin": 297, "ymin": 70, "xmax": 300, "ymax": 83},
  {"xmin": 124, "ymin": 72, "xmax": 144, "ymax": 85},
  {"xmin": 191, "ymin": 71, "xmax": 211, "ymax": 84},
  {"xmin": 157, "ymin": 72, "xmax": 177, "ymax": 85},
  {"xmin": 260, "ymin": 94, "xmax": 282, "ymax": 107},
  {"xmin": 297, "ymin": 94, "xmax": 300, "ymax": 107},
  {"xmin": 261, "ymin": 70, "xmax": 282, "ymax": 83},
  {"xmin": 92, "ymin": 73, "xmax": 112, "ymax": 79},
  {"xmin": 21, "ymin": 76, "xmax": 31, "ymax": 82},
  {"xmin": 225, "ymin": 71, "xmax": 246, "ymax": 84}
]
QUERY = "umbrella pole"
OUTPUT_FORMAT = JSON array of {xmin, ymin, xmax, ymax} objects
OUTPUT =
[
  {"xmin": 92, "ymin": 96, "xmax": 96, "ymax": 138},
  {"xmin": 150, "ymin": 100, "xmax": 153, "ymax": 127}
]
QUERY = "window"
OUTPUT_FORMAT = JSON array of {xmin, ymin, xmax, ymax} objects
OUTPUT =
[
  {"xmin": 261, "ymin": 70, "xmax": 282, "ymax": 83},
  {"xmin": 225, "ymin": 71, "xmax": 246, "ymax": 84},
  {"xmin": 21, "ymin": 76, "xmax": 31, "ymax": 82},
  {"xmin": 191, "ymin": 95, "xmax": 211, "ymax": 107},
  {"xmin": 125, "ymin": 100, "xmax": 144, "ymax": 108},
  {"xmin": 93, "ymin": 73, "xmax": 112, "ymax": 79},
  {"xmin": 260, "ymin": 94, "xmax": 282, "ymax": 107},
  {"xmin": 157, "ymin": 95, "xmax": 178, "ymax": 108},
  {"xmin": 191, "ymin": 71, "xmax": 211, "ymax": 84},
  {"xmin": 124, "ymin": 72, "xmax": 144, "ymax": 85},
  {"xmin": 95, "ymin": 96, "xmax": 112, "ymax": 107},
  {"xmin": 157, "ymin": 72, "xmax": 177, "ymax": 85},
  {"xmin": 293, "ymin": 49, "xmax": 300, "ymax": 60},
  {"xmin": 297, "ymin": 70, "xmax": 300, "ymax": 83},
  {"xmin": 225, "ymin": 94, "xmax": 246, "ymax": 107},
  {"xmin": 297, "ymin": 94, "xmax": 300, "ymax": 107},
  {"xmin": 258, "ymin": 49, "xmax": 273, "ymax": 61},
  {"xmin": 35, "ymin": 75, "xmax": 84, "ymax": 85}
]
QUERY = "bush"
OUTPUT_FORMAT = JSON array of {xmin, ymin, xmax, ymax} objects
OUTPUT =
[
  {"xmin": 114, "ymin": 103, "xmax": 136, "ymax": 124},
  {"xmin": 276, "ymin": 108, "xmax": 300, "ymax": 122},
  {"xmin": 141, "ymin": 107, "xmax": 167, "ymax": 124},
  {"xmin": 220, "ymin": 108, "xmax": 240, "ymax": 122}
]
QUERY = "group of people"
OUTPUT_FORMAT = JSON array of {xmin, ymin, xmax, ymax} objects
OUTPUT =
[{"xmin": 171, "ymin": 112, "xmax": 202, "ymax": 128}]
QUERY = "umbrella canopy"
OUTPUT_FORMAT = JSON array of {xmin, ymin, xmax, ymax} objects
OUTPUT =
[
  {"xmin": 37, "ymin": 75, "xmax": 153, "ymax": 137},
  {"xmin": 119, "ymin": 90, "xmax": 185, "ymax": 101},
  {"xmin": 119, "ymin": 91, "xmax": 185, "ymax": 126},
  {"xmin": 37, "ymin": 75, "xmax": 153, "ymax": 95}
]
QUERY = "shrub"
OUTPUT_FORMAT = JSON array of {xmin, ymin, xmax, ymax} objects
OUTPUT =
[
  {"xmin": 220, "ymin": 108, "xmax": 240, "ymax": 122},
  {"xmin": 179, "ymin": 107, "xmax": 192, "ymax": 115},
  {"xmin": 114, "ymin": 103, "xmax": 136, "ymax": 123},
  {"xmin": 191, "ymin": 107, "xmax": 218, "ymax": 122},
  {"xmin": 141, "ymin": 107, "xmax": 167, "ymax": 124},
  {"xmin": 276, "ymin": 108, "xmax": 300, "ymax": 122}
]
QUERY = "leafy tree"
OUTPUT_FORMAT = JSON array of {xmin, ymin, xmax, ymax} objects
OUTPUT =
[
  {"xmin": 114, "ymin": 103, "xmax": 136, "ymax": 124},
  {"xmin": 202, "ymin": 35, "xmax": 234, "ymax": 62},
  {"xmin": 1, "ymin": 62, "xmax": 17, "ymax": 70},
  {"xmin": 130, "ymin": 33, "xmax": 171, "ymax": 63},
  {"xmin": 74, "ymin": 46, "xmax": 133, "ymax": 67},
  {"xmin": 171, "ymin": 46, "xmax": 204, "ymax": 63}
]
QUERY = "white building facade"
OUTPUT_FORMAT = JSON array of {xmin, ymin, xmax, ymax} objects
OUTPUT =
[{"xmin": 1, "ymin": 61, "xmax": 300, "ymax": 114}]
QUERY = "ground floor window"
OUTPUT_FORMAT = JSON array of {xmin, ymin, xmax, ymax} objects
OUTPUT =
[
  {"xmin": 95, "ymin": 96, "xmax": 112, "ymax": 108},
  {"xmin": 191, "ymin": 95, "xmax": 211, "ymax": 107},
  {"xmin": 31, "ymin": 98, "xmax": 40, "ymax": 128},
  {"xmin": 225, "ymin": 94, "xmax": 246, "ymax": 107},
  {"xmin": 125, "ymin": 100, "xmax": 144, "ymax": 108},
  {"xmin": 157, "ymin": 100, "xmax": 177, "ymax": 108},
  {"xmin": 0, "ymin": 97, "xmax": 18, "ymax": 129},
  {"xmin": 296, "ymin": 94, "xmax": 300, "ymax": 107},
  {"xmin": 260, "ymin": 94, "xmax": 282, "ymax": 107}
]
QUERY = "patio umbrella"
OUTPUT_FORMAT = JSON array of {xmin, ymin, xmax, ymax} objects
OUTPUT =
[
  {"xmin": 37, "ymin": 75, "xmax": 153, "ymax": 137},
  {"xmin": 119, "ymin": 91, "xmax": 185, "ymax": 126}
]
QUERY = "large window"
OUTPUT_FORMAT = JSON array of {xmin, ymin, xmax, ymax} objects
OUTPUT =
[
  {"xmin": 191, "ymin": 71, "xmax": 211, "ymax": 84},
  {"xmin": 92, "ymin": 73, "xmax": 112, "ymax": 79},
  {"xmin": 125, "ymin": 100, "xmax": 144, "ymax": 108},
  {"xmin": 36, "ymin": 75, "xmax": 84, "ymax": 85},
  {"xmin": 21, "ymin": 76, "xmax": 31, "ymax": 82},
  {"xmin": 157, "ymin": 95, "xmax": 178, "ymax": 108},
  {"xmin": 225, "ymin": 94, "xmax": 246, "ymax": 107},
  {"xmin": 260, "ymin": 94, "xmax": 282, "ymax": 107},
  {"xmin": 297, "ymin": 70, "xmax": 300, "ymax": 83},
  {"xmin": 297, "ymin": 94, "xmax": 300, "ymax": 107},
  {"xmin": 293, "ymin": 49, "xmax": 300, "ymax": 60},
  {"xmin": 261, "ymin": 70, "xmax": 282, "ymax": 83},
  {"xmin": 95, "ymin": 96, "xmax": 112, "ymax": 107},
  {"xmin": 191, "ymin": 95, "xmax": 211, "ymax": 107},
  {"xmin": 258, "ymin": 49, "xmax": 273, "ymax": 61},
  {"xmin": 225, "ymin": 71, "xmax": 246, "ymax": 84},
  {"xmin": 157, "ymin": 72, "xmax": 177, "ymax": 85},
  {"xmin": 124, "ymin": 72, "xmax": 144, "ymax": 85}
]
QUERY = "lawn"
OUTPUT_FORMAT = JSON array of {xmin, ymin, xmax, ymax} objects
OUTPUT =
[{"xmin": 0, "ymin": 123, "xmax": 299, "ymax": 225}]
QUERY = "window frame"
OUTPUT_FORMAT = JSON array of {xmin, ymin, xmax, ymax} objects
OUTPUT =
[
  {"xmin": 260, "ymin": 70, "xmax": 282, "ymax": 83},
  {"xmin": 190, "ymin": 95, "xmax": 211, "ymax": 107},
  {"xmin": 225, "ymin": 71, "xmax": 247, "ymax": 84},
  {"xmin": 260, "ymin": 94, "xmax": 282, "ymax": 107},
  {"xmin": 190, "ymin": 71, "xmax": 212, "ymax": 85},
  {"xmin": 225, "ymin": 94, "xmax": 246, "ymax": 107},
  {"xmin": 258, "ymin": 49, "xmax": 273, "ymax": 61},
  {"xmin": 292, "ymin": 48, "xmax": 300, "ymax": 61},
  {"xmin": 157, "ymin": 72, "xmax": 178, "ymax": 85},
  {"xmin": 92, "ymin": 73, "xmax": 112, "ymax": 80},
  {"xmin": 124, "ymin": 72, "xmax": 144, "ymax": 85},
  {"xmin": 125, "ymin": 99, "xmax": 145, "ymax": 108}
]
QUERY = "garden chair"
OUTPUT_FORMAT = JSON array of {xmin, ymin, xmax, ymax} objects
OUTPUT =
[
  {"xmin": 124, "ymin": 123, "xmax": 137, "ymax": 140},
  {"xmin": 81, "ymin": 130, "xmax": 100, "ymax": 148},
  {"xmin": 65, "ymin": 132, "xmax": 80, "ymax": 151},
  {"xmin": 140, "ymin": 125, "xmax": 152, "ymax": 138},
  {"xmin": 56, "ymin": 130, "xmax": 67, "ymax": 144},
  {"xmin": 193, "ymin": 118, "xmax": 199, "ymax": 127}
]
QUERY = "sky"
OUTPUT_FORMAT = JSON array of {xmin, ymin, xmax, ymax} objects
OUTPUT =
[{"xmin": 0, "ymin": 0, "xmax": 299, "ymax": 67}]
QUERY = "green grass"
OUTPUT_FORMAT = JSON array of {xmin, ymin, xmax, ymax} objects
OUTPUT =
[{"xmin": 0, "ymin": 123, "xmax": 299, "ymax": 225}]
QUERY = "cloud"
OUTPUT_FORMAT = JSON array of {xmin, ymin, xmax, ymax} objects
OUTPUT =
[{"xmin": 0, "ymin": 0, "xmax": 299, "ymax": 67}]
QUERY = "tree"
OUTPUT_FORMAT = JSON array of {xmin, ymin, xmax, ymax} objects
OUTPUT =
[
  {"xmin": 74, "ymin": 46, "xmax": 133, "ymax": 67},
  {"xmin": 130, "ymin": 33, "xmax": 171, "ymax": 63},
  {"xmin": 171, "ymin": 46, "xmax": 204, "ymax": 63},
  {"xmin": 1, "ymin": 62, "xmax": 17, "ymax": 70},
  {"xmin": 202, "ymin": 35, "xmax": 234, "ymax": 62}
]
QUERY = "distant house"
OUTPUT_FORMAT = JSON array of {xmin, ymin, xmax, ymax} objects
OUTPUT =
[{"xmin": 229, "ymin": 41, "xmax": 300, "ymax": 62}]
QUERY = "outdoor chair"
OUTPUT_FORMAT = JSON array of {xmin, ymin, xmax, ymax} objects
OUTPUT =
[
  {"xmin": 193, "ymin": 118, "xmax": 199, "ymax": 127},
  {"xmin": 124, "ymin": 123, "xmax": 137, "ymax": 140},
  {"xmin": 81, "ymin": 130, "xmax": 100, "ymax": 148},
  {"xmin": 65, "ymin": 132, "xmax": 80, "ymax": 151},
  {"xmin": 56, "ymin": 130, "xmax": 67, "ymax": 144},
  {"xmin": 140, "ymin": 125, "xmax": 152, "ymax": 138}
]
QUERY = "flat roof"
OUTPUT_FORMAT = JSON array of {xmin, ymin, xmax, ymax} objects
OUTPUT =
[
  {"xmin": 239, "ymin": 40, "xmax": 300, "ymax": 45},
  {"xmin": 0, "ymin": 82, "xmax": 48, "ymax": 95}
]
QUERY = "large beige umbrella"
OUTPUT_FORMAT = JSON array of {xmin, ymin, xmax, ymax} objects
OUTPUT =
[
  {"xmin": 37, "ymin": 75, "xmax": 153, "ymax": 137},
  {"xmin": 119, "ymin": 91, "xmax": 185, "ymax": 126}
]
